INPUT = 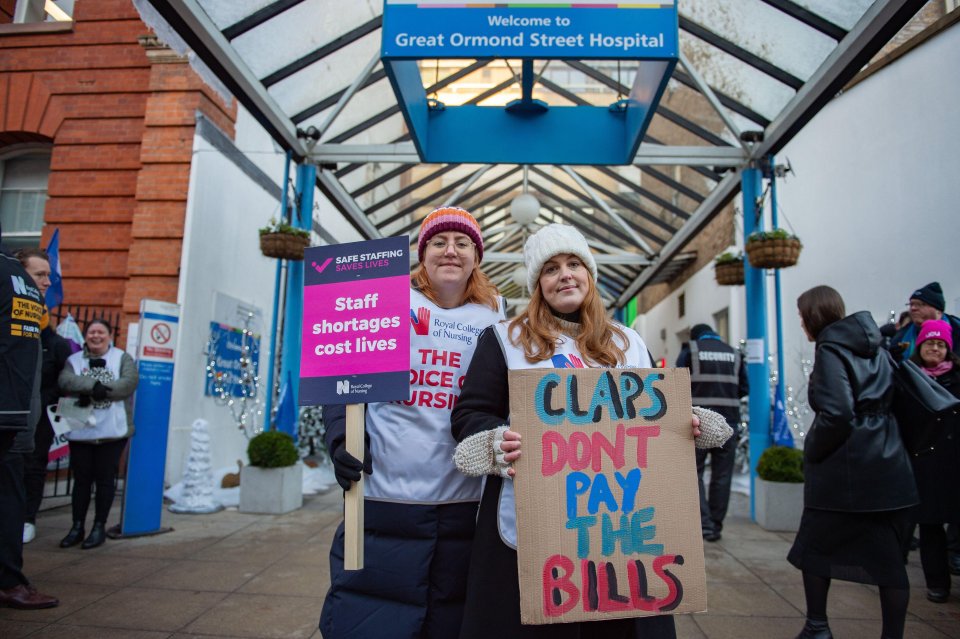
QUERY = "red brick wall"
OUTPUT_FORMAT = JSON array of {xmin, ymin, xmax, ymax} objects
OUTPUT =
[
  {"xmin": 0, "ymin": 0, "xmax": 14, "ymax": 23},
  {"xmin": 0, "ymin": 0, "xmax": 236, "ymax": 343}
]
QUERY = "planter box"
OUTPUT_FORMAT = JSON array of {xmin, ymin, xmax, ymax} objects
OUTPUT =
[
  {"xmin": 755, "ymin": 477, "xmax": 803, "ymax": 532},
  {"xmin": 239, "ymin": 463, "xmax": 303, "ymax": 514}
]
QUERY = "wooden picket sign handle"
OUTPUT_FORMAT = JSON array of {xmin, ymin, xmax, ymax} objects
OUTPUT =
[{"xmin": 344, "ymin": 403, "xmax": 364, "ymax": 570}]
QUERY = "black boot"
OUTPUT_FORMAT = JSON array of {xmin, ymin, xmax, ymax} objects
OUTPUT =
[
  {"xmin": 795, "ymin": 617, "xmax": 833, "ymax": 639},
  {"xmin": 81, "ymin": 522, "xmax": 106, "ymax": 549},
  {"xmin": 59, "ymin": 522, "xmax": 85, "ymax": 548}
]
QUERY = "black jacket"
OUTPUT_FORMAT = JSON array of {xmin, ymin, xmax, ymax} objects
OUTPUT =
[
  {"xmin": 900, "ymin": 362, "xmax": 960, "ymax": 524},
  {"xmin": 1, "ymin": 251, "xmax": 43, "ymax": 449},
  {"xmin": 804, "ymin": 311, "xmax": 918, "ymax": 513}
]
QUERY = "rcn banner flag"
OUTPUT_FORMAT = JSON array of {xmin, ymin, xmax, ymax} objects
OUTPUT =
[
  {"xmin": 772, "ymin": 383, "xmax": 794, "ymax": 448},
  {"xmin": 299, "ymin": 236, "xmax": 411, "ymax": 406},
  {"xmin": 45, "ymin": 228, "xmax": 64, "ymax": 309}
]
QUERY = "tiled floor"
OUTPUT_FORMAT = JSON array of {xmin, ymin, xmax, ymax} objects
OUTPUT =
[{"xmin": 4, "ymin": 488, "xmax": 959, "ymax": 638}]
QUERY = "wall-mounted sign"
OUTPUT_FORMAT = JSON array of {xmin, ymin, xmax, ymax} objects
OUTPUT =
[{"xmin": 204, "ymin": 322, "xmax": 261, "ymax": 397}]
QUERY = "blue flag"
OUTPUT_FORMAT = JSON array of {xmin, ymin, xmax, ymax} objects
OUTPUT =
[
  {"xmin": 45, "ymin": 228, "xmax": 64, "ymax": 309},
  {"xmin": 772, "ymin": 382, "xmax": 794, "ymax": 448},
  {"xmin": 272, "ymin": 372, "xmax": 297, "ymax": 439}
]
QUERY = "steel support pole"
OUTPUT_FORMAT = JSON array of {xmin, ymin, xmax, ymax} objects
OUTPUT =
[
  {"xmin": 278, "ymin": 162, "xmax": 317, "ymax": 439},
  {"xmin": 769, "ymin": 155, "xmax": 786, "ymax": 393},
  {"xmin": 264, "ymin": 151, "xmax": 291, "ymax": 427},
  {"xmin": 742, "ymin": 166, "xmax": 770, "ymax": 520}
]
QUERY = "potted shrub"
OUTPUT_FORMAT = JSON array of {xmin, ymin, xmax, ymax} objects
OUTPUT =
[
  {"xmin": 259, "ymin": 218, "xmax": 311, "ymax": 260},
  {"xmin": 755, "ymin": 445, "xmax": 804, "ymax": 531},
  {"xmin": 714, "ymin": 252, "xmax": 744, "ymax": 286},
  {"xmin": 745, "ymin": 228, "xmax": 802, "ymax": 269},
  {"xmin": 239, "ymin": 430, "xmax": 303, "ymax": 514}
]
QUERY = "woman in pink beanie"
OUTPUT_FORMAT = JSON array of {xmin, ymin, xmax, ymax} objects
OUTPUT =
[
  {"xmin": 319, "ymin": 206, "xmax": 504, "ymax": 639},
  {"xmin": 906, "ymin": 319, "xmax": 960, "ymax": 604}
]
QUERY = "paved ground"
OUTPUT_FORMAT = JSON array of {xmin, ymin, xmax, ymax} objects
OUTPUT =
[{"xmin": 3, "ymin": 487, "xmax": 959, "ymax": 638}]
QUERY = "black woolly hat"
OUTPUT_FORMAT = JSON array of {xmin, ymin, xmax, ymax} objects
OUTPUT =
[
  {"xmin": 691, "ymin": 324, "xmax": 714, "ymax": 340},
  {"xmin": 910, "ymin": 282, "xmax": 945, "ymax": 312}
]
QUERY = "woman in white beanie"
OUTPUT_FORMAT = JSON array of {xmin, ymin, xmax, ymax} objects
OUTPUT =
[{"xmin": 450, "ymin": 223, "xmax": 730, "ymax": 638}]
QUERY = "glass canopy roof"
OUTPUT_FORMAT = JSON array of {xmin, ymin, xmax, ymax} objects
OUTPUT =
[{"xmin": 142, "ymin": 0, "xmax": 927, "ymax": 308}]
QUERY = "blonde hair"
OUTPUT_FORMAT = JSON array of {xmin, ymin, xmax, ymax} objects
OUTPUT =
[
  {"xmin": 412, "ymin": 263, "xmax": 500, "ymax": 310},
  {"xmin": 508, "ymin": 277, "xmax": 627, "ymax": 366}
]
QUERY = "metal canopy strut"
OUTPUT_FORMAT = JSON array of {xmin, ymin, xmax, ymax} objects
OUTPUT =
[{"xmin": 144, "ymin": 0, "xmax": 929, "ymax": 308}]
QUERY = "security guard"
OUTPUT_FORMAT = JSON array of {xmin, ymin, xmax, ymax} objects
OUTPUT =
[{"xmin": 677, "ymin": 323, "xmax": 749, "ymax": 542}]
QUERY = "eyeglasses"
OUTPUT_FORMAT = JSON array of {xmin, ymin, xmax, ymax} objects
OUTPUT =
[{"xmin": 428, "ymin": 238, "xmax": 475, "ymax": 254}]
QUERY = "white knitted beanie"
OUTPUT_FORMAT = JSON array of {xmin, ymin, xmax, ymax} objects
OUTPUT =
[{"xmin": 523, "ymin": 223, "xmax": 598, "ymax": 295}]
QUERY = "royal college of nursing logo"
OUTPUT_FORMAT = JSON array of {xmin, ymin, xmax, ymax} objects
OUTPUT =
[
  {"xmin": 410, "ymin": 307, "xmax": 431, "ymax": 336},
  {"xmin": 551, "ymin": 353, "xmax": 586, "ymax": 368},
  {"xmin": 336, "ymin": 379, "xmax": 350, "ymax": 395}
]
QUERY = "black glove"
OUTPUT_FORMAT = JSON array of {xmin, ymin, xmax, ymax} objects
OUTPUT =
[
  {"xmin": 88, "ymin": 358, "xmax": 107, "ymax": 369},
  {"xmin": 91, "ymin": 382, "xmax": 111, "ymax": 402},
  {"xmin": 330, "ymin": 442, "xmax": 372, "ymax": 491},
  {"xmin": 76, "ymin": 395, "xmax": 92, "ymax": 408}
]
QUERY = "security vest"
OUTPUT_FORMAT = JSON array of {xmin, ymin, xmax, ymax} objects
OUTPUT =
[
  {"xmin": 365, "ymin": 288, "xmax": 504, "ymax": 505},
  {"xmin": 688, "ymin": 338, "xmax": 741, "ymax": 424},
  {"xmin": 491, "ymin": 320, "xmax": 651, "ymax": 549}
]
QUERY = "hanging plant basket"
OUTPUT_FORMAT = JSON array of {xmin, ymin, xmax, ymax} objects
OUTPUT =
[
  {"xmin": 714, "ymin": 253, "xmax": 744, "ymax": 286},
  {"xmin": 745, "ymin": 230, "xmax": 802, "ymax": 269},
  {"xmin": 258, "ymin": 218, "xmax": 311, "ymax": 260},
  {"xmin": 260, "ymin": 232, "xmax": 310, "ymax": 260}
]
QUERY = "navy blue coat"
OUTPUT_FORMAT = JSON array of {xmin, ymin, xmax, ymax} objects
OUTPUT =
[{"xmin": 319, "ymin": 404, "xmax": 476, "ymax": 639}]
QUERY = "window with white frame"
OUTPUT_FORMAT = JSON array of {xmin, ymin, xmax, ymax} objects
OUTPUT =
[{"xmin": 0, "ymin": 150, "xmax": 51, "ymax": 251}]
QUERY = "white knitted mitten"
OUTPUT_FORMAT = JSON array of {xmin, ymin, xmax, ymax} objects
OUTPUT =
[
  {"xmin": 453, "ymin": 426, "xmax": 512, "ymax": 478},
  {"xmin": 692, "ymin": 406, "xmax": 734, "ymax": 449}
]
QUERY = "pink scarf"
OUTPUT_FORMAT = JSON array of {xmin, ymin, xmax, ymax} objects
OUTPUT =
[{"xmin": 922, "ymin": 359, "xmax": 954, "ymax": 378}]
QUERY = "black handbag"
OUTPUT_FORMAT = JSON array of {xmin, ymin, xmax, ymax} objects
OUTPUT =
[{"xmin": 888, "ymin": 353, "xmax": 960, "ymax": 453}]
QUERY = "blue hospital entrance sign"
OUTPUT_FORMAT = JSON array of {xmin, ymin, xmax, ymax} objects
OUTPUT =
[
  {"xmin": 382, "ymin": 0, "xmax": 678, "ymax": 60},
  {"xmin": 380, "ymin": 0, "xmax": 679, "ymax": 164}
]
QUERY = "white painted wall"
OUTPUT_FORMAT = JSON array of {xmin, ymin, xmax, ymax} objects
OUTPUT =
[
  {"xmin": 165, "ymin": 107, "xmax": 361, "ymax": 484},
  {"xmin": 165, "ymin": 108, "xmax": 284, "ymax": 484},
  {"xmin": 639, "ymin": 23, "xmax": 960, "ymax": 424}
]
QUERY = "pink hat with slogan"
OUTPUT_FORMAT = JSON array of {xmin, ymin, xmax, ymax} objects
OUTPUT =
[{"xmin": 916, "ymin": 319, "xmax": 953, "ymax": 351}]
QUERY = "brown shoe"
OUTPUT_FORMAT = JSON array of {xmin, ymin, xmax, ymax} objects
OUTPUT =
[{"xmin": 0, "ymin": 584, "xmax": 59, "ymax": 609}]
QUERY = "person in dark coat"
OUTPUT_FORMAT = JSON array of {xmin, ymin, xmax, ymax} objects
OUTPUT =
[
  {"xmin": 0, "ymin": 241, "xmax": 59, "ymax": 610},
  {"xmin": 676, "ymin": 323, "xmax": 749, "ymax": 542},
  {"xmin": 902, "ymin": 319, "xmax": 960, "ymax": 603},
  {"xmin": 15, "ymin": 249, "xmax": 72, "ymax": 545},
  {"xmin": 788, "ymin": 286, "xmax": 918, "ymax": 639},
  {"xmin": 449, "ymin": 224, "xmax": 732, "ymax": 639}
]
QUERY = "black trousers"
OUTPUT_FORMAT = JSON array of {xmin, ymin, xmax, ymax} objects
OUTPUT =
[
  {"xmin": 918, "ymin": 523, "xmax": 951, "ymax": 590},
  {"xmin": 22, "ymin": 416, "xmax": 54, "ymax": 524},
  {"xmin": 695, "ymin": 431, "xmax": 737, "ymax": 535},
  {"xmin": 0, "ymin": 434, "xmax": 28, "ymax": 590},
  {"xmin": 68, "ymin": 439, "xmax": 126, "ymax": 525}
]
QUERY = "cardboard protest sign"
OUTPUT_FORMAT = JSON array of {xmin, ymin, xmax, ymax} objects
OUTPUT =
[
  {"xmin": 509, "ymin": 367, "xmax": 706, "ymax": 625},
  {"xmin": 299, "ymin": 236, "xmax": 410, "ymax": 405}
]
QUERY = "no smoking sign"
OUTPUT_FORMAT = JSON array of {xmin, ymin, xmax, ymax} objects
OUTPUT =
[{"xmin": 150, "ymin": 322, "xmax": 172, "ymax": 344}]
